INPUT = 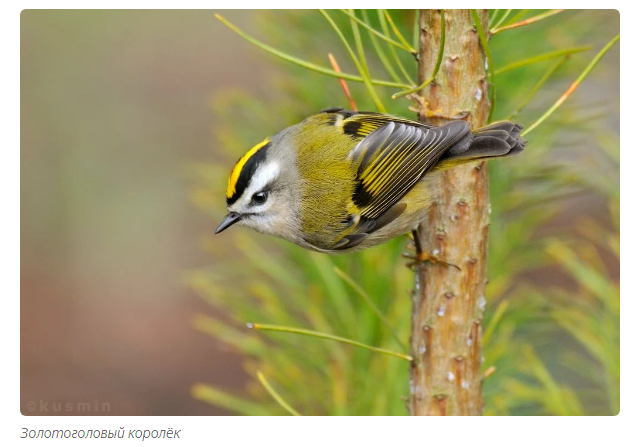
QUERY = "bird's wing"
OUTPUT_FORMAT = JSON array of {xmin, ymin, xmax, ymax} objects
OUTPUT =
[
  {"xmin": 350, "ymin": 119, "xmax": 470, "ymax": 219},
  {"xmin": 330, "ymin": 114, "xmax": 470, "ymax": 250}
]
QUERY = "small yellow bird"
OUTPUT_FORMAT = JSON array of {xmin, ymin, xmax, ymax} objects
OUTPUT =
[{"xmin": 216, "ymin": 108, "xmax": 526, "ymax": 253}]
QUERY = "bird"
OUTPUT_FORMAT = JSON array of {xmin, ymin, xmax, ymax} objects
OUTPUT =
[{"xmin": 215, "ymin": 108, "xmax": 526, "ymax": 254}]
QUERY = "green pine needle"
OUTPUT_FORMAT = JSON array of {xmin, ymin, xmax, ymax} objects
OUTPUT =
[
  {"xmin": 382, "ymin": 10, "xmax": 417, "ymax": 54},
  {"xmin": 504, "ymin": 56, "xmax": 567, "ymax": 120},
  {"xmin": 495, "ymin": 46, "xmax": 593, "ymax": 75},
  {"xmin": 248, "ymin": 323, "xmax": 413, "ymax": 361},
  {"xmin": 339, "ymin": 9, "xmax": 409, "ymax": 52},
  {"xmin": 523, "ymin": 34, "xmax": 619, "ymax": 136},
  {"xmin": 215, "ymin": 13, "xmax": 410, "ymax": 89},
  {"xmin": 392, "ymin": 10, "xmax": 445, "ymax": 100},
  {"xmin": 256, "ymin": 371, "xmax": 302, "ymax": 416},
  {"xmin": 334, "ymin": 267, "xmax": 407, "ymax": 350},
  {"xmin": 472, "ymin": 9, "xmax": 496, "ymax": 122}
]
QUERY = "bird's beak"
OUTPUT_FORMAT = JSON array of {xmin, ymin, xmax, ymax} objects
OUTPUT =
[{"xmin": 215, "ymin": 212, "xmax": 242, "ymax": 234}]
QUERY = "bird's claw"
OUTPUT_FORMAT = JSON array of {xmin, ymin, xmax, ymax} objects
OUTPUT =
[{"xmin": 402, "ymin": 251, "xmax": 462, "ymax": 271}]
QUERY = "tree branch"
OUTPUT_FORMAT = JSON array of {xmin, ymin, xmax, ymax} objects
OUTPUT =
[{"xmin": 409, "ymin": 9, "xmax": 491, "ymax": 416}]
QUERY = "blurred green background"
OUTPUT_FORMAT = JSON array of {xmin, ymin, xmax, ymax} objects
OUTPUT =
[{"xmin": 21, "ymin": 10, "xmax": 619, "ymax": 416}]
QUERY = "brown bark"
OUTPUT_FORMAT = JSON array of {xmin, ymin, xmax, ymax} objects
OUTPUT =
[{"xmin": 409, "ymin": 9, "xmax": 491, "ymax": 416}]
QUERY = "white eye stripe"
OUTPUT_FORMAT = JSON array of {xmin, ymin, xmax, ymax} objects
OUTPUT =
[
  {"xmin": 246, "ymin": 162, "xmax": 280, "ymax": 198},
  {"xmin": 229, "ymin": 161, "xmax": 281, "ymax": 211}
]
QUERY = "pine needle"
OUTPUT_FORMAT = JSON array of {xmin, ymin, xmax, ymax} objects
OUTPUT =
[
  {"xmin": 215, "ymin": 14, "xmax": 410, "ymax": 89},
  {"xmin": 339, "ymin": 9, "xmax": 409, "ymax": 52},
  {"xmin": 382, "ymin": 10, "xmax": 417, "ymax": 54},
  {"xmin": 328, "ymin": 53, "xmax": 357, "ymax": 110},
  {"xmin": 377, "ymin": 10, "xmax": 415, "ymax": 86},
  {"xmin": 320, "ymin": 9, "xmax": 386, "ymax": 112},
  {"xmin": 256, "ymin": 371, "xmax": 301, "ymax": 416},
  {"xmin": 495, "ymin": 46, "xmax": 592, "ymax": 75},
  {"xmin": 491, "ymin": 9, "xmax": 564, "ymax": 35},
  {"xmin": 472, "ymin": 10, "xmax": 496, "ymax": 122},
  {"xmin": 248, "ymin": 323, "xmax": 413, "ymax": 361},
  {"xmin": 522, "ymin": 34, "xmax": 619, "ymax": 136},
  {"xmin": 362, "ymin": 10, "xmax": 403, "ymax": 85},
  {"xmin": 392, "ymin": 9, "xmax": 445, "ymax": 100},
  {"xmin": 334, "ymin": 267, "xmax": 407, "ymax": 350},
  {"xmin": 504, "ymin": 56, "xmax": 567, "ymax": 120},
  {"xmin": 490, "ymin": 9, "xmax": 512, "ymax": 30}
]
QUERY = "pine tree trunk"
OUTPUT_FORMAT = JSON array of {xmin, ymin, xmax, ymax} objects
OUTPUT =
[{"xmin": 409, "ymin": 9, "xmax": 491, "ymax": 416}]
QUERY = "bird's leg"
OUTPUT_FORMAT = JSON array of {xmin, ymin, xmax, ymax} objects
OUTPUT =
[{"xmin": 403, "ymin": 230, "xmax": 461, "ymax": 271}]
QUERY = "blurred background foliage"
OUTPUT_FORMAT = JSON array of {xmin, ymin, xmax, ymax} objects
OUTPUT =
[
  {"xmin": 189, "ymin": 9, "xmax": 619, "ymax": 416},
  {"xmin": 21, "ymin": 10, "xmax": 265, "ymax": 415}
]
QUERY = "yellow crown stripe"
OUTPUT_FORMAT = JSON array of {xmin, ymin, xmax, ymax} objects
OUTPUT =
[{"xmin": 226, "ymin": 138, "xmax": 270, "ymax": 199}]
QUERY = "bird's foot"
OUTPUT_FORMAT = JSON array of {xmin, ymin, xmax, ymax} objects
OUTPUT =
[{"xmin": 402, "ymin": 251, "xmax": 462, "ymax": 271}]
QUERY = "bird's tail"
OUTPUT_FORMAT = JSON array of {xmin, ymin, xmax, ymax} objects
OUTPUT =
[{"xmin": 434, "ymin": 121, "xmax": 527, "ymax": 171}]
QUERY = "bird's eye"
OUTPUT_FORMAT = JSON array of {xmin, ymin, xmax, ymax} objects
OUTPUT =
[{"xmin": 251, "ymin": 191, "xmax": 268, "ymax": 205}]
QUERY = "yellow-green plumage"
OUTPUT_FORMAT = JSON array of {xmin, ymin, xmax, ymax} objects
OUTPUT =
[
  {"xmin": 218, "ymin": 109, "xmax": 526, "ymax": 253},
  {"xmin": 293, "ymin": 113, "xmax": 359, "ymax": 244}
]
